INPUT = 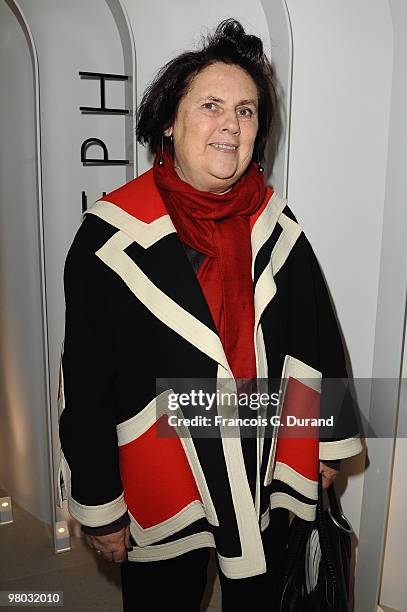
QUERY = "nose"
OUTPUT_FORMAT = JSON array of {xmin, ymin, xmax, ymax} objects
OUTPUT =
[{"xmin": 218, "ymin": 109, "xmax": 240, "ymax": 135}]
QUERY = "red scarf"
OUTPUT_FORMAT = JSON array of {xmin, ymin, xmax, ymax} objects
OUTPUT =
[{"xmin": 153, "ymin": 149, "xmax": 267, "ymax": 379}]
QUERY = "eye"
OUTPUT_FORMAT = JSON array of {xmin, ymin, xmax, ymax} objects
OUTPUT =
[
  {"xmin": 201, "ymin": 102, "xmax": 219, "ymax": 111},
  {"xmin": 237, "ymin": 107, "xmax": 254, "ymax": 118}
]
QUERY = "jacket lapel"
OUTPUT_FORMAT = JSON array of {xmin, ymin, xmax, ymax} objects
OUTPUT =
[
  {"xmin": 250, "ymin": 190, "xmax": 287, "ymax": 378},
  {"xmin": 84, "ymin": 177, "xmax": 232, "ymax": 378}
]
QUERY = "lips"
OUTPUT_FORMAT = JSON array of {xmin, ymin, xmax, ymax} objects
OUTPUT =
[{"xmin": 209, "ymin": 142, "xmax": 239, "ymax": 152}]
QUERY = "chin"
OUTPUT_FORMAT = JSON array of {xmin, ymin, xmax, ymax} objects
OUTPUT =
[{"xmin": 209, "ymin": 164, "xmax": 239, "ymax": 182}]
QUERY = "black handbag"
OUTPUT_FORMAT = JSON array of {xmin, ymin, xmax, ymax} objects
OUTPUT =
[{"xmin": 280, "ymin": 477, "xmax": 352, "ymax": 611}]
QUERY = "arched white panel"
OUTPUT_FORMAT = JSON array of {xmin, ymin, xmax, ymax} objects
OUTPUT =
[
  {"xmin": 0, "ymin": 0, "xmax": 137, "ymax": 536},
  {"xmin": 260, "ymin": 0, "xmax": 293, "ymax": 197},
  {"xmin": 106, "ymin": 0, "xmax": 138, "ymax": 179},
  {"xmin": 13, "ymin": 0, "xmax": 137, "ymax": 543},
  {"xmin": 0, "ymin": 0, "xmax": 52, "ymax": 526}
]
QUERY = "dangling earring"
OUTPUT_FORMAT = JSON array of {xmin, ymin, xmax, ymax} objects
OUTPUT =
[
  {"xmin": 255, "ymin": 151, "xmax": 264, "ymax": 173},
  {"xmin": 158, "ymin": 135, "xmax": 165, "ymax": 166}
]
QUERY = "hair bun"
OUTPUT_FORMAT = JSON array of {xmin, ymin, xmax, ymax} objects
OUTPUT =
[{"xmin": 210, "ymin": 18, "xmax": 264, "ymax": 63}]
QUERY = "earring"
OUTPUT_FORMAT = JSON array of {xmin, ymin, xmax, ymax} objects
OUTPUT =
[
  {"xmin": 158, "ymin": 135, "xmax": 165, "ymax": 166},
  {"xmin": 255, "ymin": 151, "xmax": 264, "ymax": 173}
]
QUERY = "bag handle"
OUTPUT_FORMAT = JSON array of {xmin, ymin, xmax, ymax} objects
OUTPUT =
[{"xmin": 327, "ymin": 481, "xmax": 353, "ymax": 535}]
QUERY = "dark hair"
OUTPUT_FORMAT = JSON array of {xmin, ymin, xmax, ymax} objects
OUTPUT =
[{"xmin": 136, "ymin": 19, "xmax": 277, "ymax": 162}]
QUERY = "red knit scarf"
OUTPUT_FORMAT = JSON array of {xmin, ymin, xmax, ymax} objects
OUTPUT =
[{"xmin": 153, "ymin": 149, "xmax": 267, "ymax": 380}]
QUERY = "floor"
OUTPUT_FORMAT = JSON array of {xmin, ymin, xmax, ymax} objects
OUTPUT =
[
  {"xmin": 0, "ymin": 490, "xmax": 221, "ymax": 611},
  {"xmin": 1, "ymin": 492, "xmax": 403, "ymax": 611}
]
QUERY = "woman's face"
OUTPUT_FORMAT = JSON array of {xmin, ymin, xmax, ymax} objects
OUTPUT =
[{"xmin": 164, "ymin": 62, "xmax": 259, "ymax": 194}]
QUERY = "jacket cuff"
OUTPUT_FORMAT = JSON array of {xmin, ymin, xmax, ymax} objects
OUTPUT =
[
  {"xmin": 319, "ymin": 437, "xmax": 363, "ymax": 460},
  {"xmin": 81, "ymin": 512, "xmax": 130, "ymax": 536}
]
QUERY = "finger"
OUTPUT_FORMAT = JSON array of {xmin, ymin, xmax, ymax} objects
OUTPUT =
[
  {"xmin": 125, "ymin": 529, "xmax": 132, "ymax": 551},
  {"xmin": 321, "ymin": 474, "xmax": 334, "ymax": 489},
  {"xmin": 96, "ymin": 542, "xmax": 125, "ymax": 559},
  {"xmin": 86, "ymin": 536, "xmax": 97, "ymax": 550},
  {"xmin": 112, "ymin": 546, "xmax": 127, "ymax": 563},
  {"xmin": 99, "ymin": 550, "xmax": 114, "ymax": 562}
]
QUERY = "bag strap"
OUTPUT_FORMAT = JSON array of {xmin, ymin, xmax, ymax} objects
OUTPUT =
[
  {"xmin": 327, "ymin": 481, "xmax": 341, "ymax": 515},
  {"xmin": 316, "ymin": 475, "xmax": 337, "ymax": 608}
]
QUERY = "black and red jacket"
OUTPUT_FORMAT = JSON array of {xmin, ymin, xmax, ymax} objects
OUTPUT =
[{"xmin": 57, "ymin": 168, "xmax": 362, "ymax": 578}]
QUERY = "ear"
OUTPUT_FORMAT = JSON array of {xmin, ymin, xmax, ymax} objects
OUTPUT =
[{"xmin": 163, "ymin": 127, "xmax": 173, "ymax": 137}]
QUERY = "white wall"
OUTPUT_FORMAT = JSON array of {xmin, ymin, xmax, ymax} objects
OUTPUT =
[
  {"xmin": 377, "ymin": 0, "xmax": 407, "ymax": 608},
  {"xmin": 283, "ymin": 1, "xmax": 393, "ymax": 542},
  {"xmin": 381, "ymin": 389, "xmax": 407, "ymax": 611}
]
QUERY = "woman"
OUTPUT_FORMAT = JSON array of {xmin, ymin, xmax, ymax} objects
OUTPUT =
[{"xmin": 58, "ymin": 19, "xmax": 362, "ymax": 611}]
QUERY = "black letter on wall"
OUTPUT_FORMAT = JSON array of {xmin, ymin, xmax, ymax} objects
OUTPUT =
[
  {"xmin": 81, "ymin": 138, "xmax": 129, "ymax": 166},
  {"xmin": 79, "ymin": 71, "xmax": 129, "ymax": 115}
]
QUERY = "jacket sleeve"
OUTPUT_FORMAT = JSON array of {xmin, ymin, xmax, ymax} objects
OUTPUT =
[
  {"xmin": 57, "ymin": 216, "xmax": 128, "ymax": 529},
  {"xmin": 283, "ymin": 206, "xmax": 363, "ymax": 462},
  {"xmin": 308, "ymin": 232, "xmax": 363, "ymax": 461}
]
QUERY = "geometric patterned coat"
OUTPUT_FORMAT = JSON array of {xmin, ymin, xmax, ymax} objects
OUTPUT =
[{"xmin": 57, "ymin": 168, "xmax": 362, "ymax": 578}]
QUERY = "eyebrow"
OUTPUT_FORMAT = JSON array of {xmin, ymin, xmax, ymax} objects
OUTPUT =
[{"xmin": 203, "ymin": 95, "xmax": 258, "ymax": 108}]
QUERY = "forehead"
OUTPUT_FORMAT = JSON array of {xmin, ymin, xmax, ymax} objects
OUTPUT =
[{"xmin": 186, "ymin": 62, "xmax": 258, "ymax": 100}]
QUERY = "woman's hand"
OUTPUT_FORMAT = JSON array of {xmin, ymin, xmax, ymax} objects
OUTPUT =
[
  {"xmin": 84, "ymin": 524, "xmax": 131, "ymax": 563},
  {"xmin": 319, "ymin": 461, "xmax": 338, "ymax": 489}
]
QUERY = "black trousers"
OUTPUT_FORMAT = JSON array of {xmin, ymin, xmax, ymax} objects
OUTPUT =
[{"xmin": 120, "ymin": 508, "xmax": 289, "ymax": 612}]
